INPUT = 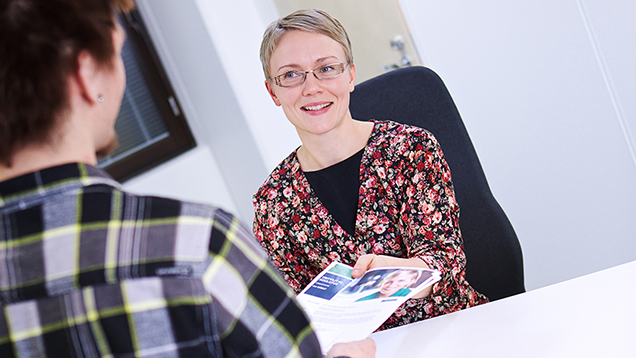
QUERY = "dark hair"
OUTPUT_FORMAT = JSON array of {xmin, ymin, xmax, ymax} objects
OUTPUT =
[{"xmin": 0, "ymin": 0, "xmax": 135, "ymax": 166}]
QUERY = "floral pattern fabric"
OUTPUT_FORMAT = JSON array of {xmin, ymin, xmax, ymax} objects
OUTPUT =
[{"xmin": 253, "ymin": 119, "xmax": 488, "ymax": 330}]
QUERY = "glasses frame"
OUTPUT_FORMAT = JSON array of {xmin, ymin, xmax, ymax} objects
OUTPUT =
[{"xmin": 269, "ymin": 62, "xmax": 350, "ymax": 88}]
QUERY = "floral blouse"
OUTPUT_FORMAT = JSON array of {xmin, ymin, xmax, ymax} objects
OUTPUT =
[{"xmin": 253, "ymin": 119, "xmax": 488, "ymax": 330}]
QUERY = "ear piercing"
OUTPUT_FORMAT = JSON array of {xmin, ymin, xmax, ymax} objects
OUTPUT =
[{"xmin": 97, "ymin": 95, "xmax": 104, "ymax": 103}]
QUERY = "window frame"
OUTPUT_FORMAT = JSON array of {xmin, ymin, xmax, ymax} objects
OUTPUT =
[{"xmin": 99, "ymin": 10, "xmax": 196, "ymax": 182}]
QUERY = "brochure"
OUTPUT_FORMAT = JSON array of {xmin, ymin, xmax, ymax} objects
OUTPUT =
[{"xmin": 296, "ymin": 262, "xmax": 441, "ymax": 353}]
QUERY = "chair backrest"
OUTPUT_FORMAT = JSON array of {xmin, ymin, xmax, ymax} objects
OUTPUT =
[{"xmin": 349, "ymin": 66, "xmax": 525, "ymax": 300}]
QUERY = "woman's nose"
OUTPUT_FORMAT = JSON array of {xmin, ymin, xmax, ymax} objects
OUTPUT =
[{"xmin": 302, "ymin": 72, "xmax": 322, "ymax": 96}]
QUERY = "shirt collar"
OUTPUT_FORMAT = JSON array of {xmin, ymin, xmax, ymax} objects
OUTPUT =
[{"xmin": 0, "ymin": 163, "xmax": 120, "ymax": 207}]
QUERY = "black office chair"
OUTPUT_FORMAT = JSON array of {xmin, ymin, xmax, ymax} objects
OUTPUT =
[{"xmin": 350, "ymin": 66, "xmax": 525, "ymax": 300}]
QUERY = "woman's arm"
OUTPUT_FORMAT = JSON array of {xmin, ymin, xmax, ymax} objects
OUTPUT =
[
  {"xmin": 400, "ymin": 132, "xmax": 467, "ymax": 297},
  {"xmin": 353, "ymin": 128, "xmax": 476, "ymax": 306}
]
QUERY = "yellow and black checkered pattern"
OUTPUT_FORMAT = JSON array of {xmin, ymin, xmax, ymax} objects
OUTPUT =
[{"xmin": 0, "ymin": 163, "xmax": 321, "ymax": 357}]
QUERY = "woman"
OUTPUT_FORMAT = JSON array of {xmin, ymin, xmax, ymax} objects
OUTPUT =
[{"xmin": 253, "ymin": 9, "xmax": 488, "ymax": 330}]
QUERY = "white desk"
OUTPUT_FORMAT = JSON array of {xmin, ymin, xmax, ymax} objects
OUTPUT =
[{"xmin": 371, "ymin": 260, "xmax": 636, "ymax": 357}]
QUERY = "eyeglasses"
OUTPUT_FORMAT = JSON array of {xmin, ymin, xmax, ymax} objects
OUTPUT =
[{"xmin": 269, "ymin": 62, "xmax": 349, "ymax": 88}]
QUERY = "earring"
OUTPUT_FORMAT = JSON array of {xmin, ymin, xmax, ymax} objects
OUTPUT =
[{"xmin": 97, "ymin": 95, "xmax": 104, "ymax": 103}]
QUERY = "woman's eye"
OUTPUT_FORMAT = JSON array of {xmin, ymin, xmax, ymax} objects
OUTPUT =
[
  {"xmin": 320, "ymin": 66, "xmax": 335, "ymax": 73},
  {"xmin": 283, "ymin": 71, "xmax": 300, "ymax": 79}
]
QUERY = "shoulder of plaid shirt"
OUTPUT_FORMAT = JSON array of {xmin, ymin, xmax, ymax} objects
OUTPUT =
[{"xmin": 0, "ymin": 162, "xmax": 323, "ymax": 358}]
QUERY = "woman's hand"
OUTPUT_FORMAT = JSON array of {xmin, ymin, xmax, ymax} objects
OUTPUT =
[
  {"xmin": 326, "ymin": 337, "xmax": 376, "ymax": 358},
  {"xmin": 352, "ymin": 254, "xmax": 433, "ymax": 299}
]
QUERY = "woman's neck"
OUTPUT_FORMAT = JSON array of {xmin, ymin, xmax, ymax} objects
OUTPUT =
[{"xmin": 297, "ymin": 119, "xmax": 374, "ymax": 171}]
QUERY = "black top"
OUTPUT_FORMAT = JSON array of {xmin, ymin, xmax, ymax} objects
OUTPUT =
[{"xmin": 304, "ymin": 148, "xmax": 364, "ymax": 236}]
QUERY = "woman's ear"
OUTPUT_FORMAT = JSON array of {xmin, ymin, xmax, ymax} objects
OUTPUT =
[
  {"xmin": 349, "ymin": 63, "xmax": 356, "ymax": 93},
  {"xmin": 265, "ymin": 80, "xmax": 282, "ymax": 106}
]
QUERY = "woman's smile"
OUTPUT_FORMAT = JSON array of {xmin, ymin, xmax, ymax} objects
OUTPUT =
[{"xmin": 302, "ymin": 102, "xmax": 333, "ymax": 113}]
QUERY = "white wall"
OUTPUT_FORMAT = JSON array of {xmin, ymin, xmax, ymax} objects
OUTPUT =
[
  {"xmin": 399, "ymin": 0, "xmax": 636, "ymax": 290},
  {"xmin": 125, "ymin": 146, "xmax": 238, "ymax": 213},
  {"xmin": 122, "ymin": 0, "xmax": 635, "ymax": 291}
]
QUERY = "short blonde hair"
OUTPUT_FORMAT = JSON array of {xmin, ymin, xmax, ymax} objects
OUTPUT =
[{"xmin": 260, "ymin": 9, "xmax": 353, "ymax": 79}]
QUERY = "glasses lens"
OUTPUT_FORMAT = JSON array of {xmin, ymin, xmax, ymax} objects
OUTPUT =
[
  {"xmin": 315, "ymin": 63, "xmax": 345, "ymax": 79},
  {"xmin": 279, "ymin": 71, "xmax": 305, "ymax": 87}
]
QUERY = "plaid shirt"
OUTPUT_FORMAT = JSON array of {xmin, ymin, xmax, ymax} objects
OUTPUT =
[{"xmin": 0, "ymin": 163, "xmax": 321, "ymax": 358}]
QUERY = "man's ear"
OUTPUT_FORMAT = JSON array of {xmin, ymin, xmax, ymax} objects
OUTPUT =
[
  {"xmin": 73, "ymin": 50, "xmax": 101, "ymax": 104},
  {"xmin": 265, "ymin": 80, "xmax": 282, "ymax": 106}
]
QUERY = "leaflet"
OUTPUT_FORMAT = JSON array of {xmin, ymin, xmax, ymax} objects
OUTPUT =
[{"xmin": 296, "ymin": 262, "xmax": 441, "ymax": 353}]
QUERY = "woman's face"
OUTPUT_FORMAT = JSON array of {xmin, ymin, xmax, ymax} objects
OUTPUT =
[
  {"xmin": 265, "ymin": 30, "xmax": 356, "ymax": 139},
  {"xmin": 379, "ymin": 272, "xmax": 415, "ymax": 297}
]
